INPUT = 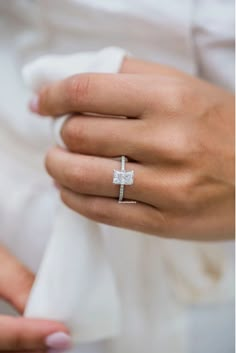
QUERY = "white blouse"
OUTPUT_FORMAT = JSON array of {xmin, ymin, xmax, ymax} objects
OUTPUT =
[{"xmin": 0, "ymin": 1, "xmax": 234, "ymax": 353}]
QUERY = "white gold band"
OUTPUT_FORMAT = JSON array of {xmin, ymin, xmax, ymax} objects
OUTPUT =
[{"xmin": 119, "ymin": 184, "xmax": 125, "ymax": 202}]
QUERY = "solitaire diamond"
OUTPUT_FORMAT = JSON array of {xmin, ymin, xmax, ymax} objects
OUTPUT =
[
  {"xmin": 113, "ymin": 156, "xmax": 135, "ymax": 202},
  {"xmin": 113, "ymin": 170, "xmax": 134, "ymax": 185}
]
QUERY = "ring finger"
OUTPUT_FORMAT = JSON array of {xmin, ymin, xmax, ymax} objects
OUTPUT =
[
  {"xmin": 46, "ymin": 147, "xmax": 169, "ymax": 206},
  {"xmin": 46, "ymin": 147, "xmax": 149, "ymax": 203}
]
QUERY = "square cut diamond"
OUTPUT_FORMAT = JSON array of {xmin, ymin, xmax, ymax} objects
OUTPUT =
[{"xmin": 113, "ymin": 170, "xmax": 134, "ymax": 185}]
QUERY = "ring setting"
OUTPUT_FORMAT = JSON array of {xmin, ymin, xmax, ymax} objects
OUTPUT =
[{"xmin": 113, "ymin": 156, "xmax": 135, "ymax": 203}]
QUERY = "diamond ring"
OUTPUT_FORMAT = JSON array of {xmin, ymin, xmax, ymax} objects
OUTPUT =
[{"xmin": 113, "ymin": 156, "xmax": 134, "ymax": 202}]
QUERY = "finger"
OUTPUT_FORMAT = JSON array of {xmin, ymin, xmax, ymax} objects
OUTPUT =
[
  {"xmin": 60, "ymin": 188, "xmax": 166, "ymax": 236},
  {"xmin": 0, "ymin": 350, "xmax": 45, "ymax": 353},
  {"xmin": 61, "ymin": 115, "xmax": 146, "ymax": 160},
  {"xmin": 0, "ymin": 316, "xmax": 70, "ymax": 351},
  {"xmin": 0, "ymin": 247, "xmax": 34, "ymax": 314},
  {"xmin": 121, "ymin": 57, "xmax": 192, "ymax": 78},
  {"xmin": 46, "ymin": 147, "xmax": 148, "ymax": 203},
  {"xmin": 37, "ymin": 73, "xmax": 154, "ymax": 118},
  {"xmin": 46, "ymin": 147, "xmax": 188, "ymax": 208}
]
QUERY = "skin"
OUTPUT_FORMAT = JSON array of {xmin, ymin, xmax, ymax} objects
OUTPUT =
[
  {"xmin": 33, "ymin": 57, "xmax": 234, "ymax": 241},
  {"xmin": 0, "ymin": 246, "xmax": 68, "ymax": 352}
]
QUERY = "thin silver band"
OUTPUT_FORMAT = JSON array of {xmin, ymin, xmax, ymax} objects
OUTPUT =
[
  {"xmin": 119, "ymin": 156, "xmax": 126, "ymax": 201},
  {"xmin": 119, "ymin": 184, "xmax": 125, "ymax": 201},
  {"xmin": 121, "ymin": 155, "xmax": 126, "ymax": 171}
]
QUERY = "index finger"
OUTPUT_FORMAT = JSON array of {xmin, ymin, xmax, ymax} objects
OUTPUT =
[{"xmin": 36, "ymin": 73, "xmax": 153, "ymax": 118}]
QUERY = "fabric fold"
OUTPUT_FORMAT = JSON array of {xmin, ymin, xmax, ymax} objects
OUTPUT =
[{"xmin": 23, "ymin": 47, "xmax": 127, "ymax": 342}]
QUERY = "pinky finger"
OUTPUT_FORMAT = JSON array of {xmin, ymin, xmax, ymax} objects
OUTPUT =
[{"xmin": 60, "ymin": 187, "xmax": 166, "ymax": 236}]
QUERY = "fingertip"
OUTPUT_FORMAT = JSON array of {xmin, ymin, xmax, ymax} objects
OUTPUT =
[
  {"xmin": 0, "ymin": 316, "xmax": 71, "ymax": 351},
  {"xmin": 45, "ymin": 332, "xmax": 72, "ymax": 350}
]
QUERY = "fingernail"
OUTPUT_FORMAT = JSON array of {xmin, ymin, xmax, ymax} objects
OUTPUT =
[
  {"xmin": 29, "ymin": 95, "xmax": 39, "ymax": 113},
  {"xmin": 45, "ymin": 332, "xmax": 72, "ymax": 350}
]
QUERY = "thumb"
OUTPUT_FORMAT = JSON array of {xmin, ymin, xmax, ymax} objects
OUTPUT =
[
  {"xmin": 0, "ymin": 315, "xmax": 71, "ymax": 353},
  {"xmin": 0, "ymin": 246, "xmax": 72, "ymax": 351},
  {"xmin": 0, "ymin": 315, "xmax": 71, "ymax": 351},
  {"xmin": 0, "ymin": 246, "xmax": 34, "ymax": 314}
]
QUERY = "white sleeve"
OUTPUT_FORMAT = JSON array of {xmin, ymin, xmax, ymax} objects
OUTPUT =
[{"xmin": 193, "ymin": 0, "xmax": 235, "ymax": 91}]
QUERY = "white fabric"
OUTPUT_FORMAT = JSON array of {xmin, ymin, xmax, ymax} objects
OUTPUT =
[
  {"xmin": 26, "ymin": 205, "xmax": 121, "ymax": 342},
  {"xmin": 23, "ymin": 47, "xmax": 126, "ymax": 343},
  {"xmin": 0, "ymin": 1, "xmax": 234, "ymax": 353},
  {"xmin": 53, "ymin": 115, "xmax": 67, "ymax": 148}
]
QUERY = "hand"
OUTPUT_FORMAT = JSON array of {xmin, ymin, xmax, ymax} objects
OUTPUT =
[
  {"xmin": 0, "ymin": 246, "xmax": 71, "ymax": 352},
  {"xmin": 32, "ymin": 59, "xmax": 235, "ymax": 241}
]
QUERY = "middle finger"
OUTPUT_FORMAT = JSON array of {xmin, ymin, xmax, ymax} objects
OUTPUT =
[{"xmin": 60, "ymin": 115, "xmax": 146, "ymax": 161}]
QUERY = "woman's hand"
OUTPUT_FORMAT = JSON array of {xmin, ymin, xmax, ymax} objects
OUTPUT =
[
  {"xmin": 32, "ymin": 59, "xmax": 234, "ymax": 241},
  {"xmin": 0, "ymin": 246, "xmax": 71, "ymax": 352}
]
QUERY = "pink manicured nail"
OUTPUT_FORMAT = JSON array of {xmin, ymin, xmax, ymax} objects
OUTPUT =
[
  {"xmin": 45, "ymin": 332, "xmax": 72, "ymax": 350},
  {"xmin": 29, "ymin": 95, "xmax": 39, "ymax": 113}
]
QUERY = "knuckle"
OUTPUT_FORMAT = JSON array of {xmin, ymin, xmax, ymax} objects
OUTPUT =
[
  {"xmin": 67, "ymin": 74, "xmax": 91, "ymax": 108},
  {"xmin": 156, "ymin": 124, "xmax": 190, "ymax": 162},
  {"xmin": 173, "ymin": 131, "xmax": 191, "ymax": 161},
  {"xmin": 166, "ymin": 126, "xmax": 202, "ymax": 165},
  {"xmin": 173, "ymin": 174, "xmax": 199, "ymax": 210},
  {"xmin": 167, "ymin": 82, "xmax": 195, "ymax": 113},
  {"xmin": 64, "ymin": 165, "xmax": 80, "ymax": 188},
  {"xmin": 62, "ymin": 118, "xmax": 88, "ymax": 151},
  {"xmin": 64, "ymin": 163, "xmax": 88, "ymax": 191},
  {"xmin": 172, "ymin": 126, "xmax": 204, "ymax": 164}
]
